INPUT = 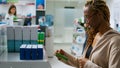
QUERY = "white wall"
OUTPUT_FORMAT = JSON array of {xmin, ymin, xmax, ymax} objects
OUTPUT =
[
  {"xmin": 0, "ymin": 5, "xmax": 8, "ymax": 15},
  {"xmin": 109, "ymin": 0, "xmax": 120, "ymax": 30},
  {"xmin": 46, "ymin": 1, "xmax": 84, "ymax": 37}
]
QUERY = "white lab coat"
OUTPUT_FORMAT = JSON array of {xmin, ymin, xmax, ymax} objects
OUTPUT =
[{"xmin": 5, "ymin": 13, "xmax": 14, "ymax": 25}]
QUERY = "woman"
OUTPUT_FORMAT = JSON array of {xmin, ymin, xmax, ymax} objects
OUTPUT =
[
  {"xmin": 55, "ymin": 0, "xmax": 120, "ymax": 68},
  {"xmin": 5, "ymin": 4, "xmax": 17, "ymax": 25}
]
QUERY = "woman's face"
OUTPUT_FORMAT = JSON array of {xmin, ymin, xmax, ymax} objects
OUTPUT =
[
  {"xmin": 84, "ymin": 6, "xmax": 100, "ymax": 30},
  {"xmin": 84, "ymin": 6, "xmax": 89, "ymax": 28},
  {"xmin": 84, "ymin": 6, "xmax": 94, "ymax": 28},
  {"xmin": 10, "ymin": 8, "xmax": 16, "ymax": 15}
]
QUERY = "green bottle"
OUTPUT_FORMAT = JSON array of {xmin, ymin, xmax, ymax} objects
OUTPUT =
[
  {"xmin": 56, "ymin": 53, "xmax": 68, "ymax": 62},
  {"xmin": 40, "ymin": 32, "xmax": 45, "ymax": 40},
  {"xmin": 13, "ymin": 16, "xmax": 17, "ymax": 21},
  {"xmin": 78, "ymin": 18, "xmax": 84, "ymax": 27}
]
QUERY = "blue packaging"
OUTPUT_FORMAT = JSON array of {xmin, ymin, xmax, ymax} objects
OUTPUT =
[
  {"xmin": 37, "ymin": 45, "xmax": 43, "ymax": 59},
  {"xmin": 25, "ymin": 45, "xmax": 32, "ymax": 60},
  {"xmin": 31, "ymin": 45, "xmax": 37, "ymax": 60},
  {"xmin": 20, "ymin": 44, "xmax": 26, "ymax": 60}
]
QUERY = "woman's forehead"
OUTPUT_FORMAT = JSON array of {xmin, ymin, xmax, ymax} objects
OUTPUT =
[
  {"xmin": 84, "ymin": 6, "xmax": 89, "ymax": 13},
  {"xmin": 84, "ymin": 6, "xmax": 95, "ymax": 15}
]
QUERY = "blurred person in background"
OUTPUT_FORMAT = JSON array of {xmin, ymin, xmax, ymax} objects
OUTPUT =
[{"xmin": 5, "ymin": 4, "xmax": 17, "ymax": 25}]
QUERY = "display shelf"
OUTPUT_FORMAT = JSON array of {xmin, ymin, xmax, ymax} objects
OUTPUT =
[
  {"xmin": 36, "ymin": 11, "xmax": 45, "ymax": 24},
  {"xmin": 0, "ymin": 3, "xmax": 35, "ymax": 6},
  {"xmin": 36, "ymin": 9, "xmax": 46, "ymax": 11},
  {"xmin": 71, "ymin": 18, "xmax": 86, "ymax": 56},
  {"xmin": 36, "ymin": 0, "xmax": 46, "ymax": 25},
  {"xmin": 0, "ymin": 48, "xmax": 51, "ymax": 68},
  {"xmin": 0, "ymin": 0, "xmax": 35, "ymax": 6},
  {"xmin": 0, "ymin": 24, "xmax": 7, "ymax": 56}
]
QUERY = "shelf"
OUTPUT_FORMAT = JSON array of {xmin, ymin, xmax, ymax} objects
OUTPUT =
[
  {"xmin": 14, "ymin": 3, "xmax": 35, "ymax": 6},
  {"xmin": 36, "ymin": 9, "xmax": 46, "ymax": 11},
  {"xmin": 18, "ymin": 16, "xmax": 36, "ymax": 19},
  {"xmin": 0, "ymin": 49, "xmax": 51, "ymax": 68},
  {"xmin": 0, "ymin": 46, "xmax": 47, "ymax": 61},
  {"xmin": 0, "ymin": 2, "xmax": 35, "ymax": 6},
  {"xmin": 0, "ymin": 24, "xmax": 7, "ymax": 56},
  {"xmin": 0, "ymin": 53, "xmax": 47, "ymax": 62}
]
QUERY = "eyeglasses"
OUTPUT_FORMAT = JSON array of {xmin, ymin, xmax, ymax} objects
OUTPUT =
[
  {"xmin": 84, "ymin": 13, "xmax": 96, "ymax": 24},
  {"xmin": 85, "ymin": 13, "xmax": 96, "ymax": 19}
]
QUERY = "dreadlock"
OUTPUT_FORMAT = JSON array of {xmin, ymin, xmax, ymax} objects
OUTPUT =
[{"xmin": 85, "ymin": 0, "xmax": 110, "ymax": 47}]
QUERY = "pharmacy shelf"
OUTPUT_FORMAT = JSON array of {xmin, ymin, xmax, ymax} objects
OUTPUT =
[
  {"xmin": 0, "ymin": 49, "xmax": 51, "ymax": 68},
  {"xmin": 0, "ymin": 24, "xmax": 7, "ymax": 56},
  {"xmin": 36, "ymin": 9, "xmax": 46, "ymax": 11}
]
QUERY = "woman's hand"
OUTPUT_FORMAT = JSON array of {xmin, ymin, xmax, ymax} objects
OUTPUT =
[
  {"xmin": 54, "ymin": 49, "xmax": 65, "ymax": 60},
  {"xmin": 55, "ymin": 50, "xmax": 61, "ymax": 60},
  {"xmin": 79, "ymin": 57, "xmax": 88, "ymax": 68}
]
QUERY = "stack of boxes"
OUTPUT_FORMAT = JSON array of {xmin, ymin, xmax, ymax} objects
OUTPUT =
[
  {"xmin": 14, "ymin": 26, "xmax": 23, "ymax": 52},
  {"xmin": 7, "ymin": 26, "xmax": 40, "ymax": 52},
  {"xmin": 31, "ymin": 26, "xmax": 38, "ymax": 44},
  {"xmin": 0, "ymin": 25, "xmax": 7, "ymax": 55},
  {"xmin": 0, "ymin": 26, "xmax": 1, "ymax": 54},
  {"xmin": 25, "ymin": 45, "xmax": 32, "ymax": 60},
  {"xmin": 20, "ymin": 44, "xmax": 43, "ymax": 60},
  {"xmin": 23, "ymin": 26, "xmax": 31, "ymax": 44},
  {"xmin": 31, "ymin": 45, "xmax": 37, "ymax": 60},
  {"xmin": 37, "ymin": 45, "xmax": 43, "ymax": 59},
  {"xmin": 20, "ymin": 44, "xmax": 26, "ymax": 60},
  {"xmin": 7, "ymin": 26, "xmax": 15, "ymax": 52}
]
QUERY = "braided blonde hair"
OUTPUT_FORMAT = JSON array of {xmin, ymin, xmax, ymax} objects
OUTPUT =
[{"xmin": 85, "ymin": 0, "xmax": 110, "ymax": 47}]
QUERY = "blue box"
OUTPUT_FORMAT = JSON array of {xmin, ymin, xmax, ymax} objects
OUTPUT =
[
  {"xmin": 31, "ymin": 45, "xmax": 37, "ymax": 60},
  {"xmin": 15, "ymin": 40, "xmax": 22, "ymax": 52},
  {"xmin": 20, "ymin": 44, "xmax": 26, "ymax": 60},
  {"xmin": 37, "ymin": 45, "xmax": 43, "ymax": 59},
  {"xmin": 7, "ymin": 40, "xmax": 15, "ymax": 52},
  {"xmin": 25, "ymin": 45, "xmax": 32, "ymax": 60}
]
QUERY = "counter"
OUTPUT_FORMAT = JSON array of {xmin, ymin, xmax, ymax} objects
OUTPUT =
[
  {"xmin": 0, "ymin": 25, "xmax": 51, "ymax": 68},
  {"xmin": 0, "ymin": 49, "xmax": 51, "ymax": 68}
]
